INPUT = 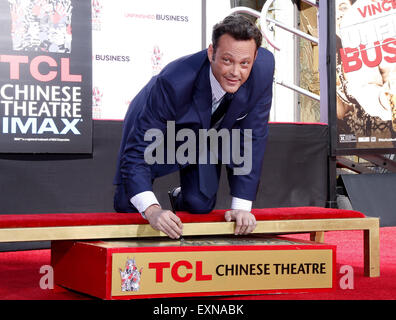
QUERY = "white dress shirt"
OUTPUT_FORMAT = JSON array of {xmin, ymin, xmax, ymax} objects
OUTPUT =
[{"xmin": 131, "ymin": 67, "xmax": 252, "ymax": 216}]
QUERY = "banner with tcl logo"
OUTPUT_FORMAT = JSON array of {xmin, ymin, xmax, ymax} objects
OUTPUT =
[
  {"xmin": 335, "ymin": 0, "xmax": 396, "ymax": 153},
  {"xmin": 0, "ymin": 0, "xmax": 92, "ymax": 153},
  {"xmin": 91, "ymin": 0, "xmax": 202, "ymax": 121}
]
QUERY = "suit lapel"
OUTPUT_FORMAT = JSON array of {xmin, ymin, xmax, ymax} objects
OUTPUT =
[
  {"xmin": 192, "ymin": 62, "xmax": 212, "ymax": 129},
  {"xmin": 220, "ymin": 82, "xmax": 251, "ymax": 129}
]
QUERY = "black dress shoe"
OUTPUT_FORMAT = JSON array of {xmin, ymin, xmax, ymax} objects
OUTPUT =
[{"xmin": 168, "ymin": 187, "xmax": 181, "ymax": 213}]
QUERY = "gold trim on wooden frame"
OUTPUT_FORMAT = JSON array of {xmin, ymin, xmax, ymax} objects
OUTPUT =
[{"xmin": 0, "ymin": 217, "xmax": 380, "ymax": 277}]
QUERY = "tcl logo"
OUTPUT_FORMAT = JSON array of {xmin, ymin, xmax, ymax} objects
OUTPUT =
[
  {"xmin": 0, "ymin": 55, "xmax": 82, "ymax": 82},
  {"xmin": 148, "ymin": 260, "xmax": 212, "ymax": 283}
]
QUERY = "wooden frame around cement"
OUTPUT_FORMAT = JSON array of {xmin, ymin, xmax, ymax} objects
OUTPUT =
[{"xmin": 0, "ymin": 216, "xmax": 380, "ymax": 277}]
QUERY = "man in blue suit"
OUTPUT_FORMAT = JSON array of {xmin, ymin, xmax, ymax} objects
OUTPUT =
[{"xmin": 114, "ymin": 14, "xmax": 275, "ymax": 239}]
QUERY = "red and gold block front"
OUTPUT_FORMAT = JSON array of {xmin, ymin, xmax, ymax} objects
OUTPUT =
[{"xmin": 51, "ymin": 236, "xmax": 336, "ymax": 299}]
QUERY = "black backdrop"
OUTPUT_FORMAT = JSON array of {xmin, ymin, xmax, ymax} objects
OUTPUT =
[{"xmin": 0, "ymin": 121, "xmax": 329, "ymax": 250}]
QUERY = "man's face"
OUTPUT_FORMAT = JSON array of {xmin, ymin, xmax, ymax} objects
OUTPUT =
[{"xmin": 208, "ymin": 34, "xmax": 257, "ymax": 93}]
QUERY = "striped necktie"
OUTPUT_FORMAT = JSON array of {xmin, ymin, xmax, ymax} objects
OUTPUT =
[
  {"xmin": 210, "ymin": 93, "xmax": 233, "ymax": 128},
  {"xmin": 199, "ymin": 93, "xmax": 234, "ymax": 199}
]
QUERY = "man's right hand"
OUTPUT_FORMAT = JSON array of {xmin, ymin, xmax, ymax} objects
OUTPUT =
[{"xmin": 144, "ymin": 204, "xmax": 183, "ymax": 239}]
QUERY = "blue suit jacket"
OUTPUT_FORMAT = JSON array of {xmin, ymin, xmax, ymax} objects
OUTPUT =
[{"xmin": 114, "ymin": 48, "xmax": 275, "ymax": 202}]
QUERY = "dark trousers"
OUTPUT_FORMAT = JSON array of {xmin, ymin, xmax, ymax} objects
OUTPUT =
[{"xmin": 114, "ymin": 163, "xmax": 222, "ymax": 214}]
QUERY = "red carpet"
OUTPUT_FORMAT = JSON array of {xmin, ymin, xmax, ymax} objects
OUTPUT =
[
  {"xmin": 0, "ymin": 207, "xmax": 365, "ymax": 228},
  {"xmin": 0, "ymin": 227, "xmax": 395, "ymax": 300}
]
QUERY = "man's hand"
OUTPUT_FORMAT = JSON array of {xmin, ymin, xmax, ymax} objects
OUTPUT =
[
  {"xmin": 224, "ymin": 209, "xmax": 257, "ymax": 235},
  {"xmin": 144, "ymin": 204, "xmax": 183, "ymax": 239}
]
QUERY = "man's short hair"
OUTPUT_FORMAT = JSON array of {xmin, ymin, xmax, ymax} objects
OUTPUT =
[{"xmin": 212, "ymin": 14, "xmax": 263, "ymax": 53}]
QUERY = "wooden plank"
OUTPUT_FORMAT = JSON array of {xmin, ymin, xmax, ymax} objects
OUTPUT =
[
  {"xmin": 0, "ymin": 218, "xmax": 379, "ymax": 242},
  {"xmin": 364, "ymin": 219, "xmax": 380, "ymax": 277},
  {"xmin": 310, "ymin": 231, "xmax": 325, "ymax": 243}
]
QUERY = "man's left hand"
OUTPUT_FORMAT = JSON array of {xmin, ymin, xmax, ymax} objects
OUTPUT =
[{"xmin": 224, "ymin": 210, "xmax": 257, "ymax": 235}]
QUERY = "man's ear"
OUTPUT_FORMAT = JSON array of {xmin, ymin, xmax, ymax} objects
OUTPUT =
[{"xmin": 207, "ymin": 44, "xmax": 214, "ymax": 62}]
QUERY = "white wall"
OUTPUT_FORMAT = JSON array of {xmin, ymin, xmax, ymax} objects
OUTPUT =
[
  {"xmin": 269, "ymin": 1, "xmax": 297, "ymax": 122},
  {"xmin": 92, "ymin": 0, "xmax": 202, "ymax": 120},
  {"xmin": 205, "ymin": 0, "xmax": 232, "ymax": 47}
]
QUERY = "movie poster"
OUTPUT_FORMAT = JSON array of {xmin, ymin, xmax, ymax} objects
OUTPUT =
[
  {"xmin": 336, "ymin": 0, "xmax": 396, "ymax": 152},
  {"xmin": 0, "ymin": 0, "xmax": 92, "ymax": 153}
]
